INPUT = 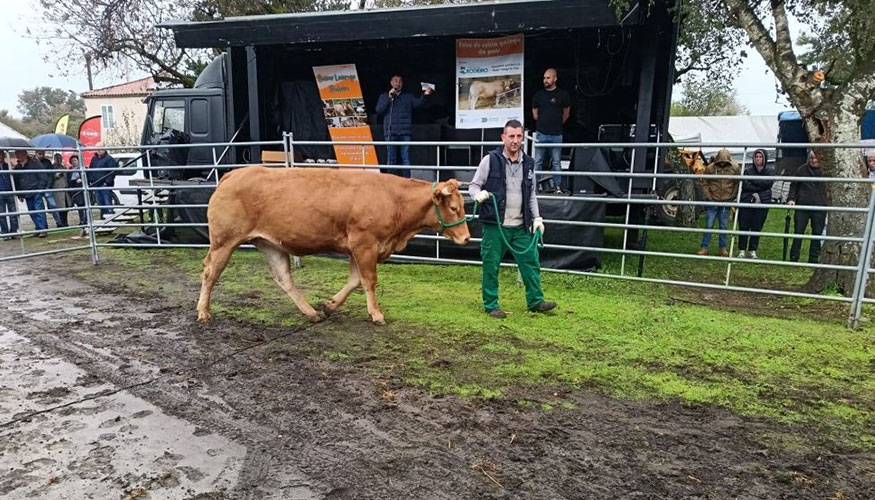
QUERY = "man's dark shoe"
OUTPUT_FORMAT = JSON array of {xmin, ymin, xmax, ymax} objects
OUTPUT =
[
  {"xmin": 530, "ymin": 300, "xmax": 557, "ymax": 313},
  {"xmin": 487, "ymin": 309, "xmax": 507, "ymax": 319}
]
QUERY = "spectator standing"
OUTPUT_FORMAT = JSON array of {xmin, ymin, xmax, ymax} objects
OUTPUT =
[
  {"xmin": 531, "ymin": 68, "xmax": 571, "ymax": 193},
  {"xmin": 89, "ymin": 143, "xmax": 118, "ymax": 217},
  {"xmin": 37, "ymin": 150, "xmax": 63, "ymax": 227},
  {"xmin": 375, "ymin": 74, "xmax": 432, "ymax": 178},
  {"xmin": 788, "ymin": 150, "xmax": 828, "ymax": 263},
  {"xmin": 11, "ymin": 150, "xmax": 48, "ymax": 237},
  {"xmin": 696, "ymin": 149, "xmax": 740, "ymax": 256},
  {"xmin": 68, "ymin": 156, "xmax": 89, "ymax": 234},
  {"xmin": 51, "ymin": 153, "xmax": 69, "ymax": 227},
  {"xmin": 737, "ymin": 149, "xmax": 773, "ymax": 258},
  {"xmin": 0, "ymin": 151, "xmax": 19, "ymax": 239},
  {"xmin": 867, "ymin": 154, "xmax": 875, "ymax": 180}
]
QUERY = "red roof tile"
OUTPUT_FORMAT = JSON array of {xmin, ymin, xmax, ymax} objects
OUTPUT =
[{"xmin": 82, "ymin": 76, "xmax": 156, "ymax": 98}]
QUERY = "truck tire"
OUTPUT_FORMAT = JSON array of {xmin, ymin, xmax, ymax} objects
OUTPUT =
[
  {"xmin": 656, "ymin": 179, "xmax": 703, "ymax": 226},
  {"xmin": 656, "ymin": 179, "xmax": 680, "ymax": 225}
]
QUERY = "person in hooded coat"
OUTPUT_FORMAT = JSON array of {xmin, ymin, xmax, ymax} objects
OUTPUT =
[
  {"xmin": 697, "ymin": 149, "xmax": 740, "ymax": 256},
  {"xmin": 737, "ymin": 148, "xmax": 774, "ymax": 258}
]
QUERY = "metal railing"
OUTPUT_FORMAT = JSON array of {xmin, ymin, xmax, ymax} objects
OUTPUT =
[{"xmin": 3, "ymin": 137, "xmax": 874, "ymax": 329}]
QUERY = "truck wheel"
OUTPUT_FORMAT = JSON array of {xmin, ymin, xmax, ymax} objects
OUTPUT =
[{"xmin": 656, "ymin": 180, "xmax": 679, "ymax": 225}]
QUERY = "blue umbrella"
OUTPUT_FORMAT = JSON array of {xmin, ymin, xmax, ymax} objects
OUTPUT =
[{"xmin": 31, "ymin": 133, "xmax": 80, "ymax": 149}]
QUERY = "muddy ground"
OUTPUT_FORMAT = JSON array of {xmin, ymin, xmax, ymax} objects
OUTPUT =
[{"xmin": 1, "ymin": 255, "xmax": 874, "ymax": 499}]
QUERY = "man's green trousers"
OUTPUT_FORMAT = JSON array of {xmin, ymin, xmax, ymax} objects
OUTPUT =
[{"xmin": 480, "ymin": 223, "xmax": 544, "ymax": 312}]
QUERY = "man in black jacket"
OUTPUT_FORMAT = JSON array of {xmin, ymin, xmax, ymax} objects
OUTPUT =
[
  {"xmin": 90, "ymin": 143, "xmax": 119, "ymax": 217},
  {"xmin": 737, "ymin": 149, "xmax": 774, "ymax": 259},
  {"xmin": 375, "ymin": 74, "xmax": 432, "ymax": 178},
  {"xmin": 788, "ymin": 151, "xmax": 828, "ymax": 263},
  {"xmin": 0, "ymin": 151, "xmax": 19, "ymax": 238},
  {"xmin": 36, "ymin": 150, "xmax": 63, "ymax": 227},
  {"xmin": 12, "ymin": 150, "xmax": 48, "ymax": 236}
]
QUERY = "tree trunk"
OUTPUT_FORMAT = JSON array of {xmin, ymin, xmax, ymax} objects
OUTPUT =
[
  {"xmin": 801, "ymin": 101, "xmax": 868, "ymax": 295},
  {"xmin": 674, "ymin": 170, "xmax": 698, "ymax": 227},
  {"xmin": 664, "ymin": 148, "xmax": 698, "ymax": 227}
]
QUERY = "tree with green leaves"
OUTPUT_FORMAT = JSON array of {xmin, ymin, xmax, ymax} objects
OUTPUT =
[
  {"xmin": 671, "ymin": 75, "xmax": 750, "ymax": 116},
  {"xmin": 0, "ymin": 87, "xmax": 85, "ymax": 138},
  {"xmin": 716, "ymin": 0, "xmax": 875, "ymax": 295},
  {"xmin": 620, "ymin": 0, "xmax": 874, "ymax": 294},
  {"xmin": 35, "ymin": 0, "xmax": 360, "ymax": 88}
]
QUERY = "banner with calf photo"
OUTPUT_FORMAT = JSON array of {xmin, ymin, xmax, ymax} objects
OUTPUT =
[{"xmin": 455, "ymin": 34, "xmax": 524, "ymax": 129}]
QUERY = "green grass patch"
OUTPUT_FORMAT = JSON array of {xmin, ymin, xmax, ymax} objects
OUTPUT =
[{"xmin": 76, "ymin": 246, "xmax": 875, "ymax": 450}]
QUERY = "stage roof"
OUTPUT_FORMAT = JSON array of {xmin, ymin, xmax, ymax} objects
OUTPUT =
[{"xmin": 162, "ymin": 0, "xmax": 639, "ymax": 49}]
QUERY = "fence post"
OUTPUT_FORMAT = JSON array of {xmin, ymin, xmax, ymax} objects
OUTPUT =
[
  {"xmin": 285, "ymin": 134, "xmax": 302, "ymax": 269},
  {"xmin": 210, "ymin": 147, "xmax": 218, "ymax": 181},
  {"xmin": 725, "ymin": 147, "xmax": 748, "ymax": 285},
  {"xmin": 290, "ymin": 133, "xmax": 296, "ymax": 170},
  {"xmin": 435, "ymin": 144, "xmax": 441, "ymax": 261},
  {"xmin": 77, "ymin": 144, "xmax": 100, "ymax": 264},
  {"xmin": 637, "ymin": 134, "xmax": 663, "ymax": 277},
  {"xmin": 282, "ymin": 131, "xmax": 291, "ymax": 168},
  {"xmin": 847, "ymin": 180, "xmax": 875, "ymax": 329},
  {"xmin": 145, "ymin": 149, "xmax": 161, "ymax": 247},
  {"xmin": 620, "ymin": 148, "xmax": 637, "ymax": 276}
]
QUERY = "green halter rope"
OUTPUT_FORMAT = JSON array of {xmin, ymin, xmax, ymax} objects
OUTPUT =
[{"xmin": 431, "ymin": 182, "xmax": 544, "ymax": 255}]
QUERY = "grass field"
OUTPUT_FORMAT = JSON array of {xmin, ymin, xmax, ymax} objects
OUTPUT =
[
  {"xmin": 5, "ymin": 201, "xmax": 873, "ymax": 450},
  {"xmin": 601, "ymin": 206, "xmax": 820, "ymax": 290},
  {"xmin": 64, "ymin": 243, "xmax": 875, "ymax": 451}
]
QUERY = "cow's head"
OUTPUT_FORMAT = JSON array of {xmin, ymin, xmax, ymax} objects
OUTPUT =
[{"xmin": 432, "ymin": 179, "xmax": 471, "ymax": 245}]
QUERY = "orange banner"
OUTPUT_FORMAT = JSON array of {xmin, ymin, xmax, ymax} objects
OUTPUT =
[
  {"xmin": 313, "ymin": 64, "xmax": 378, "ymax": 168},
  {"xmin": 328, "ymin": 127, "xmax": 379, "ymax": 165}
]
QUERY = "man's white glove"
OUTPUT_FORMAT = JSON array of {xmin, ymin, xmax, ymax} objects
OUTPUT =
[
  {"xmin": 533, "ymin": 217, "xmax": 545, "ymax": 236},
  {"xmin": 474, "ymin": 190, "xmax": 491, "ymax": 203}
]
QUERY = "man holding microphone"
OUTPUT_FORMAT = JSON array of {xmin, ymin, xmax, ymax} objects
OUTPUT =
[{"xmin": 375, "ymin": 74, "xmax": 432, "ymax": 178}]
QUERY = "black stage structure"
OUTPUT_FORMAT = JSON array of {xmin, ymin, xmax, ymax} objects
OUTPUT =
[{"xmin": 145, "ymin": 0, "xmax": 680, "ymax": 271}]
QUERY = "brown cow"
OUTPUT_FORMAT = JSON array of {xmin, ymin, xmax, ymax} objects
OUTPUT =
[
  {"xmin": 468, "ymin": 78, "xmax": 513, "ymax": 110},
  {"xmin": 196, "ymin": 167, "xmax": 471, "ymax": 325}
]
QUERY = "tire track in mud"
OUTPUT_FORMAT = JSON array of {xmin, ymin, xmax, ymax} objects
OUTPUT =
[{"xmin": 0, "ymin": 265, "xmax": 324, "ymax": 499}]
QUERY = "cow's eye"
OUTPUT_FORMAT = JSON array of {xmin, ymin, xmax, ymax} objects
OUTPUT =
[{"xmin": 450, "ymin": 205, "xmax": 459, "ymax": 213}]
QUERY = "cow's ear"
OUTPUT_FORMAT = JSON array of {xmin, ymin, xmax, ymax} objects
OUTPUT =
[{"xmin": 440, "ymin": 179, "xmax": 459, "ymax": 197}]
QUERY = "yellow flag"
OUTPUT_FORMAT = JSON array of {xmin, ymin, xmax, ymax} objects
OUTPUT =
[{"xmin": 54, "ymin": 114, "xmax": 70, "ymax": 135}]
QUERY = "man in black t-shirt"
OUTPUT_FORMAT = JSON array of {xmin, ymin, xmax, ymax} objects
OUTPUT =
[{"xmin": 531, "ymin": 68, "xmax": 571, "ymax": 193}]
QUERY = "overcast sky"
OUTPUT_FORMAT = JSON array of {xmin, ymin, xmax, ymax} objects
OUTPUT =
[{"xmin": 1, "ymin": 0, "xmax": 795, "ymax": 120}]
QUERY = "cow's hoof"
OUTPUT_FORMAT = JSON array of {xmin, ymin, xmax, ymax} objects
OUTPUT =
[
  {"xmin": 196, "ymin": 312, "xmax": 212, "ymax": 324},
  {"xmin": 307, "ymin": 311, "xmax": 327, "ymax": 323},
  {"xmin": 371, "ymin": 316, "xmax": 386, "ymax": 326},
  {"xmin": 318, "ymin": 301, "xmax": 336, "ymax": 316}
]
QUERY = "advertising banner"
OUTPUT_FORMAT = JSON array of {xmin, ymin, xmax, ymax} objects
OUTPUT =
[
  {"xmin": 54, "ymin": 114, "xmax": 69, "ymax": 135},
  {"xmin": 313, "ymin": 64, "xmax": 378, "ymax": 167},
  {"xmin": 455, "ymin": 34, "xmax": 524, "ymax": 129},
  {"xmin": 77, "ymin": 115, "xmax": 102, "ymax": 167}
]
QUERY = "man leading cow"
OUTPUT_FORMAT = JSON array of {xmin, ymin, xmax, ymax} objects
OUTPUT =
[{"xmin": 469, "ymin": 119, "xmax": 558, "ymax": 319}]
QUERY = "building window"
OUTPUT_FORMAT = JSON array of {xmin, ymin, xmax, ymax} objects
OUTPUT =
[{"xmin": 101, "ymin": 104, "xmax": 115, "ymax": 129}]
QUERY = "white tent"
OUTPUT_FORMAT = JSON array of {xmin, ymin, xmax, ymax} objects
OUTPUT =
[
  {"xmin": 0, "ymin": 121, "xmax": 28, "ymax": 140},
  {"xmin": 668, "ymin": 115, "xmax": 778, "ymax": 165}
]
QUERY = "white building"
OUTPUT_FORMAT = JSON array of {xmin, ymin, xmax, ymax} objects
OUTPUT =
[{"xmin": 82, "ymin": 76, "xmax": 156, "ymax": 146}]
